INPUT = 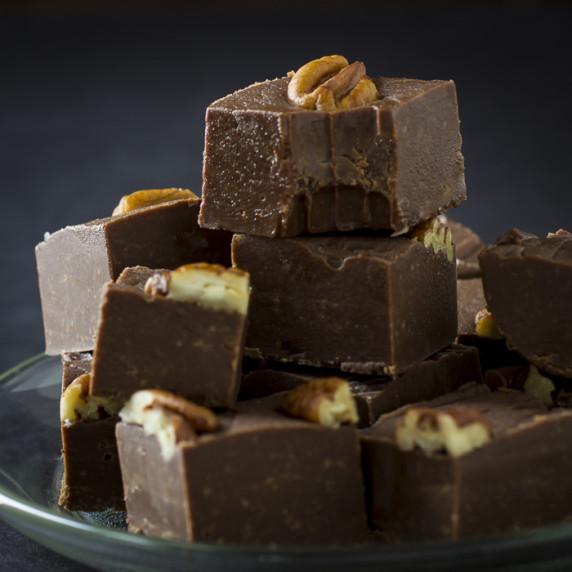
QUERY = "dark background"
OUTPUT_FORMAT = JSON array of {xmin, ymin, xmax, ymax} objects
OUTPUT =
[{"xmin": 1, "ymin": 1, "xmax": 571, "ymax": 569}]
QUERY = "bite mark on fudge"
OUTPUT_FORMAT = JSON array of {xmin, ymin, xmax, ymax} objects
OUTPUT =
[
  {"xmin": 287, "ymin": 55, "xmax": 378, "ymax": 111},
  {"xmin": 280, "ymin": 378, "xmax": 359, "ymax": 428},
  {"xmin": 144, "ymin": 262, "xmax": 250, "ymax": 315},
  {"xmin": 396, "ymin": 406, "xmax": 491, "ymax": 457},
  {"xmin": 112, "ymin": 188, "xmax": 198, "ymax": 216},
  {"xmin": 200, "ymin": 74, "xmax": 466, "ymax": 237},
  {"xmin": 120, "ymin": 389, "xmax": 219, "ymax": 461},
  {"xmin": 60, "ymin": 373, "xmax": 122, "ymax": 424}
]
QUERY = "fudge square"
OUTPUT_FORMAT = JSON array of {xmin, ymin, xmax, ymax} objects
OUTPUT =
[
  {"xmin": 360, "ymin": 382, "xmax": 572, "ymax": 542},
  {"xmin": 36, "ymin": 189, "xmax": 232, "ymax": 355},
  {"xmin": 232, "ymin": 221, "xmax": 457, "ymax": 375},
  {"xmin": 116, "ymin": 387, "xmax": 369, "ymax": 545},
  {"xmin": 89, "ymin": 264, "xmax": 249, "ymax": 408},
  {"xmin": 479, "ymin": 228, "xmax": 572, "ymax": 378},
  {"xmin": 199, "ymin": 55, "xmax": 466, "ymax": 238}
]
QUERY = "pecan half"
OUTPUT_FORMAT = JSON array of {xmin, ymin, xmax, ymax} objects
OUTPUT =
[
  {"xmin": 140, "ymin": 389, "xmax": 219, "ymax": 433},
  {"xmin": 396, "ymin": 406, "xmax": 491, "ymax": 457},
  {"xmin": 144, "ymin": 262, "xmax": 250, "ymax": 315},
  {"xmin": 121, "ymin": 389, "xmax": 219, "ymax": 433},
  {"xmin": 547, "ymin": 229, "xmax": 572, "ymax": 238},
  {"xmin": 280, "ymin": 377, "xmax": 358, "ymax": 428},
  {"xmin": 119, "ymin": 389, "xmax": 219, "ymax": 461},
  {"xmin": 144, "ymin": 271, "xmax": 171, "ymax": 296},
  {"xmin": 287, "ymin": 55, "xmax": 379, "ymax": 111},
  {"xmin": 112, "ymin": 188, "xmax": 197, "ymax": 216},
  {"xmin": 60, "ymin": 373, "xmax": 123, "ymax": 423},
  {"xmin": 411, "ymin": 218, "xmax": 454, "ymax": 262}
]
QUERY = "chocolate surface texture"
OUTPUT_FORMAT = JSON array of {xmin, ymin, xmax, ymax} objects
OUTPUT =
[
  {"xmin": 479, "ymin": 230, "xmax": 572, "ymax": 378},
  {"xmin": 116, "ymin": 396, "xmax": 368, "ymax": 545},
  {"xmin": 89, "ymin": 266, "xmax": 247, "ymax": 407},
  {"xmin": 36, "ymin": 197, "xmax": 232, "ymax": 355},
  {"xmin": 59, "ymin": 415, "xmax": 124, "ymax": 512},
  {"xmin": 240, "ymin": 344, "xmax": 482, "ymax": 427},
  {"xmin": 361, "ymin": 382, "xmax": 572, "ymax": 541},
  {"xmin": 232, "ymin": 232, "xmax": 457, "ymax": 375},
  {"xmin": 200, "ymin": 76, "xmax": 466, "ymax": 237}
]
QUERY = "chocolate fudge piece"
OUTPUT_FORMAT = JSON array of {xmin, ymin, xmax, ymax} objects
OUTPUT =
[
  {"xmin": 240, "ymin": 344, "xmax": 482, "ymax": 427},
  {"xmin": 36, "ymin": 190, "xmax": 232, "ymax": 355},
  {"xmin": 361, "ymin": 382, "xmax": 572, "ymax": 541},
  {"xmin": 232, "ymin": 227, "xmax": 457, "ymax": 375},
  {"xmin": 116, "ymin": 389, "xmax": 369, "ymax": 545},
  {"xmin": 61, "ymin": 351, "xmax": 93, "ymax": 390},
  {"xmin": 445, "ymin": 217, "xmax": 484, "ymax": 279},
  {"xmin": 59, "ymin": 374, "xmax": 124, "ymax": 512},
  {"xmin": 479, "ymin": 229, "xmax": 572, "ymax": 378},
  {"xmin": 200, "ymin": 73, "xmax": 465, "ymax": 237},
  {"xmin": 90, "ymin": 264, "xmax": 249, "ymax": 407}
]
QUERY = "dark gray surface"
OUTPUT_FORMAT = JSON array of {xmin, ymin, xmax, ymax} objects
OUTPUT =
[{"xmin": 1, "ymin": 3, "xmax": 571, "ymax": 570}]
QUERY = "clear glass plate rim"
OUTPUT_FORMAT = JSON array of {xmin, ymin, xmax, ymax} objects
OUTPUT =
[{"xmin": 2, "ymin": 353, "xmax": 572, "ymax": 563}]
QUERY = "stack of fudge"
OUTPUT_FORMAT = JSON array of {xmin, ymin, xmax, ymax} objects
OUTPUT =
[{"xmin": 35, "ymin": 55, "xmax": 572, "ymax": 546}]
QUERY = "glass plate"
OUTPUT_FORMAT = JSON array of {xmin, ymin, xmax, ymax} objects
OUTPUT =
[{"xmin": 3, "ymin": 356, "xmax": 572, "ymax": 572}]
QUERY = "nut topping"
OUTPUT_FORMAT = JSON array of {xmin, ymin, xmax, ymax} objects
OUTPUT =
[
  {"xmin": 280, "ymin": 377, "xmax": 358, "ymax": 428},
  {"xmin": 523, "ymin": 365, "xmax": 555, "ymax": 407},
  {"xmin": 144, "ymin": 271, "xmax": 171, "ymax": 296},
  {"xmin": 396, "ymin": 406, "xmax": 492, "ymax": 457},
  {"xmin": 412, "ymin": 218, "xmax": 454, "ymax": 262},
  {"xmin": 120, "ymin": 389, "xmax": 219, "ymax": 461},
  {"xmin": 136, "ymin": 389, "xmax": 219, "ymax": 433},
  {"xmin": 143, "ymin": 262, "xmax": 250, "ymax": 315},
  {"xmin": 547, "ymin": 229, "xmax": 572, "ymax": 238},
  {"xmin": 287, "ymin": 55, "xmax": 379, "ymax": 111},
  {"xmin": 112, "ymin": 188, "xmax": 197, "ymax": 216},
  {"xmin": 60, "ymin": 373, "xmax": 123, "ymax": 424},
  {"xmin": 474, "ymin": 308, "xmax": 504, "ymax": 340}
]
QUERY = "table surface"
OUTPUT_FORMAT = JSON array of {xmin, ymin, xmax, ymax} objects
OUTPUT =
[{"xmin": 1, "ymin": 2, "xmax": 571, "ymax": 569}]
